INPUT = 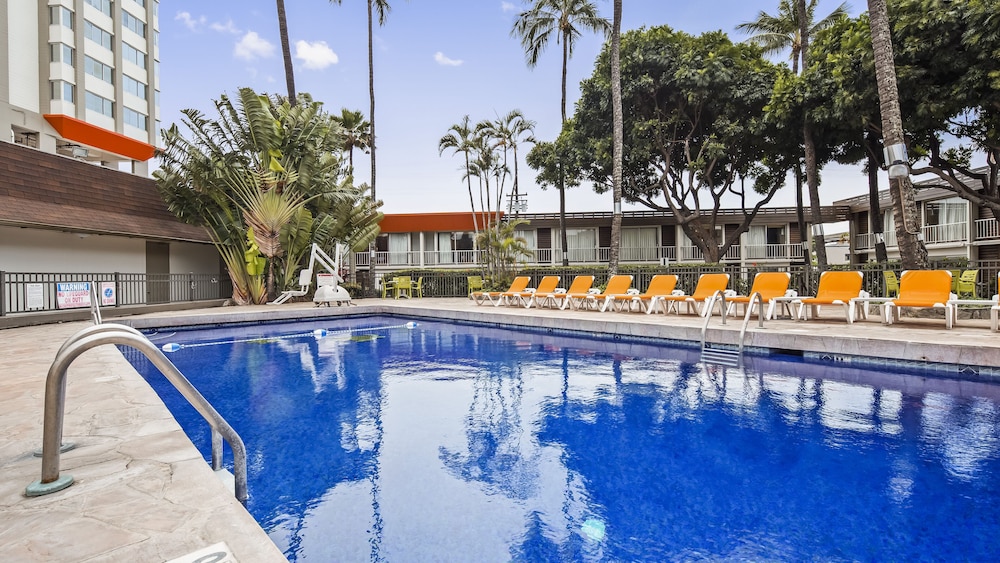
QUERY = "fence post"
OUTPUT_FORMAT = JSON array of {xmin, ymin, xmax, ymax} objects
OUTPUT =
[
  {"xmin": 189, "ymin": 272, "xmax": 195, "ymax": 302},
  {"xmin": 114, "ymin": 272, "xmax": 121, "ymax": 308},
  {"xmin": 1, "ymin": 271, "xmax": 5, "ymax": 316}
]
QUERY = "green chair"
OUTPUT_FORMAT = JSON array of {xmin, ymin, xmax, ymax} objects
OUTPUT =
[
  {"xmin": 467, "ymin": 275, "xmax": 484, "ymax": 297},
  {"xmin": 957, "ymin": 269, "xmax": 979, "ymax": 299},
  {"xmin": 413, "ymin": 276, "xmax": 424, "ymax": 298},
  {"xmin": 381, "ymin": 276, "xmax": 395, "ymax": 298},
  {"xmin": 883, "ymin": 270, "xmax": 899, "ymax": 298},
  {"xmin": 394, "ymin": 275, "xmax": 413, "ymax": 299}
]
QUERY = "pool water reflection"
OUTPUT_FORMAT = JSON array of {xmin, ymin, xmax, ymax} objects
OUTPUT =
[{"xmin": 126, "ymin": 317, "xmax": 1000, "ymax": 562}]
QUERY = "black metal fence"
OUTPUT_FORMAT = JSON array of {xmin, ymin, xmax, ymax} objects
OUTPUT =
[
  {"xmin": 1, "ymin": 272, "xmax": 227, "ymax": 316},
  {"xmin": 364, "ymin": 260, "xmax": 1000, "ymax": 300}
]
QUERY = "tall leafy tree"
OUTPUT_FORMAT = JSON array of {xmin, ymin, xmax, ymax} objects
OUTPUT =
[
  {"xmin": 276, "ymin": 0, "xmax": 297, "ymax": 105},
  {"xmin": 512, "ymin": 0, "xmax": 609, "ymax": 265},
  {"xmin": 738, "ymin": 0, "xmax": 850, "ymax": 270},
  {"xmin": 554, "ymin": 27, "xmax": 790, "ymax": 263},
  {"xmin": 439, "ymin": 115, "xmax": 482, "ymax": 235},
  {"xmin": 156, "ymin": 89, "xmax": 381, "ymax": 304}
]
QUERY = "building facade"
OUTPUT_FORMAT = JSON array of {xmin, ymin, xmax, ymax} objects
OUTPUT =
[
  {"xmin": 2, "ymin": 0, "xmax": 159, "ymax": 175},
  {"xmin": 357, "ymin": 206, "xmax": 851, "ymax": 272},
  {"xmin": 839, "ymin": 169, "xmax": 1000, "ymax": 264}
]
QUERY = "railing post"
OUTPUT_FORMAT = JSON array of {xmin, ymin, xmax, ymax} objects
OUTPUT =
[
  {"xmin": 1, "ymin": 270, "xmax": 6, "ymax": 317},
  {"xmin": 114, "ymin": 272, "xmax": 121, "ymax": 308}
]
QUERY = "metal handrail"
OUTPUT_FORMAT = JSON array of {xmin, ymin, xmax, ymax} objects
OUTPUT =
[
  {"xmin": 89, "ymin": 281, "xmax": 102, "ymax": 325},
  {"xmin": 738, "ymin": 292, "xmax": 766, "ymax": 357},
  {"xmin": 25, "ymin": 324, "xmax": 248, "ymax": 503},
  {"xmin": 700, "ymin": 290, "xmax": 728, "ymax": 348}
]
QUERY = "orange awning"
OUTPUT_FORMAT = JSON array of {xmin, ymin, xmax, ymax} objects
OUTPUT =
[
  {"xmin": 44, "ymin": 114, "xmax": 156, "ymax": 161},
  {"xmin": 379, "ymin": 212, "xmax": 502, "ymax": 233}
]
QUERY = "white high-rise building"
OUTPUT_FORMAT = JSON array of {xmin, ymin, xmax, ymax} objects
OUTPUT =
[{"xmin": 1, "ymin": 0, "xmax": 159, "ymax": 175}]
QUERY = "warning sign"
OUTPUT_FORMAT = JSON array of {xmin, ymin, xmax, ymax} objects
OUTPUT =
[{"xmin": 56, "ymin": 282, "xmax": 91, "ymax": 309}]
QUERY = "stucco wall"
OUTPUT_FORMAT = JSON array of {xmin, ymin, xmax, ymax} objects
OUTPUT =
[{"xmin": 0, "ymin": 225, "xmax": 218, "ymax": 274}]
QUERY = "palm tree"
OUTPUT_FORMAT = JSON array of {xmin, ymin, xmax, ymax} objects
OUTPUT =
[
  {"xmin": 737, "ymin": 0, "xmax": 849, "ymax": 271},
  {"xmin": 438, "ymin": 115, "xmax": 479, "ymax": 236},
  {"xmin": 329, "ymin": 0, "xmax": 396, "ymax": 203},
  {"xmin": 276, "ymin": 0, "xmax": 297, "ymax": 105},
  {"xmin": 439, "ymin": 115, "xmax": 482, "ymax": 235},
  {"xmin": 512, "ymin": 0, "xmax": 609, "ymax": 266},
  {"xmin": 332, "ymin": 108, "xmax": 370, "ymax": 176},
  {"xmin": 866, "ymin": 0, "xmax": 927, "ymax": 268},
  {"xmin": 480, "ymin": 110, "xmax": 536, "ymax": 219},
  {"xmin": 608, "ymin": 0, "xmax": 623, "ymax": 275}
]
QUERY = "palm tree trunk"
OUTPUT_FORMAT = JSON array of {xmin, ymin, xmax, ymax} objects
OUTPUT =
[
  {"xmin": 558, "ymin": 33, "xmax": 570, "ymax": 266},
  {"xmin": 794, "ymin": 165, "xmax": 813, "ymax": 289},
  {"xmin": 866, "ymin": 132, "xmax": 888, "ymax": 263},
  {"xmin": 608, "ymin": 0, "xmax": 623, "ymax": 275},
  {"xmin": 367, "ymin": 0, "xmax": 377, "ymax": 202},
  {"xmin": 276, "ymin": 0, "xmax": 296, "ymax": 105},
  {"xmin": 465, "ymin": 152, "xmax": 479, "ymax": 235},
  {"xmin": 867, "ymin": 0, "xmax": 927, "ymax": 269},
  {"xmin": 798, "ymin": 0, "xmax": 827, "ymax": 270}
]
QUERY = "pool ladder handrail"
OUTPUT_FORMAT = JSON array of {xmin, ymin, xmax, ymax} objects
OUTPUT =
[
  {"xmin": 89, "ymin": 280, "xmax": 102, "ymax": 325},
  {"xmin": 26, "ymin": 323, "xmax": 248, "ymax": 504},
  {"xmin": 700, "ymin": 291, "xmax": 765, "ymax": 366}
]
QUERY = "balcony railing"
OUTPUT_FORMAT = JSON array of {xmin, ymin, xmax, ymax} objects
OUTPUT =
[
  {"xmin": 922, "ymin": 221, "xmax": 967, "ymax": 244},
  {"xmin": 975, "ymin": 218, "xmax": 1000, "ymax": 241},
  {"xmin": 355, "ymin": 242, "xmax": 812, "ymax": 270}
]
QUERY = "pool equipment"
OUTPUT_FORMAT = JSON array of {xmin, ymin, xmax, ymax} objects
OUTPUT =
[{"xmin": 269, "ymin": 243, "xmax": 352, "ymax": 306}]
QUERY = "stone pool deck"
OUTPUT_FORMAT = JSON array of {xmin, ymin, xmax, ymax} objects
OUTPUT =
[{"xmin": 2, "ymin": 297, "xmax": 999, "ymax": 561}]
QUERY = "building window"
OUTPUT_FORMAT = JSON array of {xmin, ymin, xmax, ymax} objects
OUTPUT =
[
  {"xmin": 84, "ymin": 56, "xmax": 113, "ymax": 84},
  {"xmin": 50, "ymin": 43, "xmax": 75, "ymax": 66},
  {"xmin": 122, "ymin": 10, "xmax": 145, "ymax": 38},
  {"xmin": 123, "ymin": 74, "xmax": 146, "ymax": 99},
  {"xmin": 85, "ymin": 91, "xmax": 114, "ymax": 117},
  {"xmin": 924, "ymin": 196, "xmax": 968, "ymax": 243},
  {"xmin": 50, "ymin": 6, "xmax": 74, "ymax": 30},
  {"xmin": 51, "ymin": 80, "xmax": 75, "ymax": 103},
  {"xmin": 84, "ymin": 20, "xmax": 113, "ymax": 51},
  {"xmin": 122, "ymin": 42, "xmax": 146, "ymax": 69},
  {"xmin": 124, "ymin": 107, "xmax": 147, "ymax": 130},
  {"xmin": 84, "ymin": 0, "xmax": 112, "ymax": 17}
]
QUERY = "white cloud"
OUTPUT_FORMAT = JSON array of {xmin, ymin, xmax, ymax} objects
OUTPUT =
[
  {"xmin": 295, "ymin": 40, "xmax": 339, "ymax": 70},
  {"xmin": 434, "ymin": 51, "xmax": 463, "ymax": 67},
  {"xmin": 501, "ymin": 2, "xmax": 518, "ymax": 13},
  {"xmin": 211, "ymin": 19, "xmax": 240, "ymax": 34},
  {"xmin": 175, "ymin": 11, "xmax": 206, "ymax": 31},
  {"xmin": 234, "ymin": 31, "xmax": 275, "ymax": 61}
]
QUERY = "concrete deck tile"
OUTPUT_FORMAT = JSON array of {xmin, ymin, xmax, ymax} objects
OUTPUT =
[{"xmin": 2, "ymin": 297, "xmax": 1000, "ymax": 562}]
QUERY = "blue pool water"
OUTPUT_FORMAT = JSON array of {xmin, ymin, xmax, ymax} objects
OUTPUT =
[{"xmin": 126, "ymin": 316, "xmax": 1000, "ymax": 562}]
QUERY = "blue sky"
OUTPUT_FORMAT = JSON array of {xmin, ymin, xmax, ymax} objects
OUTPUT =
[{"xmin": 160, "ymin": 0, "xmax": 869, "ymax": 215}]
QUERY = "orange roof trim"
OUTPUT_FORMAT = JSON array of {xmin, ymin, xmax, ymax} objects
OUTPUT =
[
  {"xmin": 44, "ymin": 114, "xmax": 156, "ymax": 161},
  {"xmin": 380, "ymin": 212, "xmax": 504, "ymax": 233}
]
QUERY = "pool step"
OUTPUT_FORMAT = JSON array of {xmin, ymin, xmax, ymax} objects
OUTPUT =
[{"xmin": 700, "ymin": 344, "xmax": 741, "ymax": 367}]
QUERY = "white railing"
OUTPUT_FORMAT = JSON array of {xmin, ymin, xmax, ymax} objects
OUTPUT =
[
  {"xmin": 921, "ymin": 221, "xmax": 967, "ymax": 244},
  {"xmin": 975, "ymin": 218, "xmax": 1000, "ymax": 241},
  {"xmin": 854, "ymin": 231, "xmax": 898, "ymax": 250},
  {"xmin": 355, "ymin": 243, "xmax": 808, "ymax": 269},
  {"xmin": 742, "ymin": 243, "xmax": 805, "ymax": 261}
]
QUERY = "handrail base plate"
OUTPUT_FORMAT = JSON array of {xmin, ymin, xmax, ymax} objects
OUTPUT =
[{"xmin": 25, "ymin": 474, "xmax": 74, "ymax": 497}]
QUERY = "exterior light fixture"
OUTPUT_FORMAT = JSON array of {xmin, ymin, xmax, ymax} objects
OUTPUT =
[{"xmin": 883, "ymin": 143, "xmax": 910, "ymax": 180}]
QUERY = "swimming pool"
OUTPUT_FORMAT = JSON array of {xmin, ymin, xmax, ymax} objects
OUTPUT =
[{"xmin": 126, "ymin": 316, "xmax": 1000, "ymax": 561}]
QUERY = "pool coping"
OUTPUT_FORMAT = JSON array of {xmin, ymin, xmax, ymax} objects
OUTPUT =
[{"xmin": 3, "ymin": 297, "xmax": 1000, "ymax": 562}]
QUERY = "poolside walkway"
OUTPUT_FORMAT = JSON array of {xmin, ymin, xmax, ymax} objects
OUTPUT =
[{"xmin": 2, "ymin": 297, "xmax": 999, "ymax": 562}]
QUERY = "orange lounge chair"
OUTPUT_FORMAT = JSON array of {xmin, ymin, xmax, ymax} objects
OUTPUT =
[
  {"xmin": 471, "ymin": 276, "xmax": 530, "ymax": 306},
  {"xmin": 526, "ymin": 275, "xmax": 594, "ymax": 309},
  {"xmin": 657, "ymin": 273, "xmax": 730, "ymax": 316},
  {"xmin": 562, "ymin": 274, "xmax": 633, "ymax": 311},
  {"xmin": 726, "ymin": 272, "xmax": 791, "ymax": 320},
  {"xmin": 498, "ymin": 275, "xmax": 560, "ymax": 307},
  {"xmin": 796, "ymin": 271, "xmax": 864, "ymax": 322},
  {"xmin": 602, "ymin": 274, "xmax": 679, "ymax": 314},
  {"xmin": 884, "ymin": 270, "xmax": 955, "ymax": 328}
]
